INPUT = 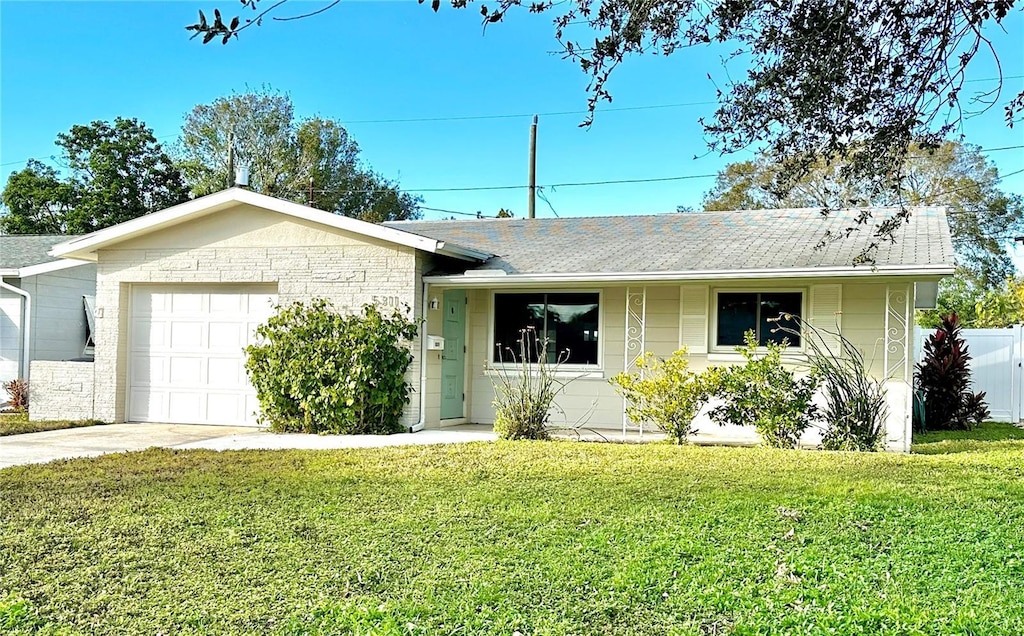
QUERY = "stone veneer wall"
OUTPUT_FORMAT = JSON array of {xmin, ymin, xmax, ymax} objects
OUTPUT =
[
  {"xmin": 92, "ymin": 228, "xmax": 422, "ymax": 425},
  {"xmin": 28, "ymin": 360, "xmax": 96, "ymax": 421}
]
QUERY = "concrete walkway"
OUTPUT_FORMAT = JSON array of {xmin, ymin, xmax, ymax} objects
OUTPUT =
[{"xmin": 0, "ymin": 424, "xmax": 497, "ymax": 469}]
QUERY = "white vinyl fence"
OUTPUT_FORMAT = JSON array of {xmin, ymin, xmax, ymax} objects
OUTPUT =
[{"xmin": 914, "ymin": 325, "xmax": 1023, "ymax": 423}]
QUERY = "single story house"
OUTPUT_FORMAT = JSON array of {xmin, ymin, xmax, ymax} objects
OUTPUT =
[
  {"xmin": 43, "ymin": 188, "xmax": 952, "ymax": 451},
  {"xmin": 1, "ymin": 235, "xmax": 96, "ymax": 391}
]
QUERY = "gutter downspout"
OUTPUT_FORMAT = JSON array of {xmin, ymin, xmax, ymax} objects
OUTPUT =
[
  {"xmin": 0, "ymin": 278, "xmax": 31, "ymax": 380},
  {"xmin": 408, "ymin": 279, "xmax": 430, "ymax": 433}
]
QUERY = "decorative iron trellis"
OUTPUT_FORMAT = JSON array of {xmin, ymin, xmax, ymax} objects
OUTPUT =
[
  {"xmin": 622, "ymin": 287, "xmax": 647, "ymax": 437},
  {"xmin": 883, "ymin": 283, "xmax": 912, "ymax": 383}
]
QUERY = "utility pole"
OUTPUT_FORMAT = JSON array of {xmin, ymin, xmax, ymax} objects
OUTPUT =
[
  {"xmin": 528, "ymin": 115, "xmax": 538, "ymax": 219},
  {"xmin": 227, "ymin": 131, "xmax": 235, "ymax": 188}
]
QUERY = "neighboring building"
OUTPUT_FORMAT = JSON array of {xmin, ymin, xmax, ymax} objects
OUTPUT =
[
  {"xmin": 46, "ymin": 189, "xmax": 952, "ymax": 451},
  {"xmin": 0, "ymin": 235, "xmax": 96, "ymax": 388}
]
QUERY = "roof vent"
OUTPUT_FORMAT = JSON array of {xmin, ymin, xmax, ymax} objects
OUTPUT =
[{"xmin": 235, "ymin": 165, "xmax": 250, "ymax": 188}]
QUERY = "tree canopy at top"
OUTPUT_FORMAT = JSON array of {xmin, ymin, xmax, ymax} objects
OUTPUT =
[
  {"xmin": 1, "ymin": 118, "xmax": 189, "ymax": 234},
  {"xmin": 185, "ymin": 0, "xmax": 1022, "ymax": 257},
  {"xmin": 177, "ymin": 88, "xmax": 420, "ymax": 223}
]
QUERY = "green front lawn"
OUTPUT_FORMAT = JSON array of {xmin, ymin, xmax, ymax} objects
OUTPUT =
[
  {"xmin": 0, "ymin": 412, "xmax": 103, "ymax": 437},
  {"xmin": 2, "ymin": 441, "xmax": 1024, "ymax": 634},
  {"xmin": 912, "ymin": 420, "xmax": 1024, "ymax": 454}
]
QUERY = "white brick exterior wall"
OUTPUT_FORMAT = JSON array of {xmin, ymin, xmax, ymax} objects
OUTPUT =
[
  {"xmin": 29, "ymin": 360, "xmax": 96, "ymax": 421},
  {"xmin": 92, "ymin": 207, "xmax": 424, "ymax": 427}
]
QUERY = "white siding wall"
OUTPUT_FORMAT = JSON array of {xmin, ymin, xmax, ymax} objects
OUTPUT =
[
  {"xmin": 428, "ymin": 278, "xmax": 915, "ymax": 451},
  {"xmin": 18, "ymin": 264, "xmax": 97, "ymax": 363},
  {"xmin": 0, "ymin": 286, "xmax": 23, "ymax": 385}
]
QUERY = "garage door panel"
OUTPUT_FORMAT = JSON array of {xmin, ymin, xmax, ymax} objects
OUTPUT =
[
  {"xmin": 170, "ymin": 322, "xmax": 205, "ymax": 349},
  {"xmin": 132, "ymin": 320, "xmax": 169, "ymax": 349},
  {"xmin": 168, "ymin": 392, "xmax": 202, "ymax": 421},
  {"xmin": 168, "ymin": 357, "xmax": 204, "ymax": 385},
  {"xmin": 170, "ymin": 293, "xmax": 204, "ymax": 313},
  {"xmin": 129, "ymin": 285, "xmax": 276, "ymax": 425},
  {"xmin": 130, "ymin": 355, "xmax": 167, "ymax": 385},
  {"xmin": 207, "ymin": 393, "xmax": 245, "ymax": 422},
  {"xmin": 209, "ymin": 322, "xmax": 246, "ymax": 349},
  {"xmin": 129, "ymin": 390, "xmax": 165, "ymax": 422},
  {"xmin": 208, "ymin": 357, "xmax": 245, "ymax": 387}
]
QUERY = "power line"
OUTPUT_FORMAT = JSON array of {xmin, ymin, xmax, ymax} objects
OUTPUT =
[
  {"xmin": 338, "ymin": 100, "xmax": 718, "ymax": 124},
  {"xmin": 420, "ymin": 206, "xmax": 492, "ymax": 217},
  {"xmin": 307, "ymin": 172, "xmax": 721, "ymax": 195}
]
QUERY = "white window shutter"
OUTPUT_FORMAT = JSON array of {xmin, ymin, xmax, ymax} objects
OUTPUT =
[
  {"xmin": 679, "ymin": 285, "xmax": 709, "ymax": 354},
  {"xmin": 809, "ymin": 284, "xmax": 843, "ymax": 355}
]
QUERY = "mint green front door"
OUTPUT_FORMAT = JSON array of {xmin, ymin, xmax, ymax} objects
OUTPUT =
[{"xmin": 440, "ymin": 290, "xmax": 466, "ymax": 420}]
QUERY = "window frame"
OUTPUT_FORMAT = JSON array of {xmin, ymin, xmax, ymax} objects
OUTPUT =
[
  {"xmin": 488, "ymin": 289, "xmax": 604, "ymax": 370},
  {"xmin": 710, "ymin": 287, "xmax": 807, "ymax": 353}
]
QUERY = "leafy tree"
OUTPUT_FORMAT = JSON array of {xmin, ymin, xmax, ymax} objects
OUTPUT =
[
  {"xmin": 919, "ymin": 275, "xmax": 1024, "ymax": 329},
  {"xmin": 703, "ymin": 142, "xmax": 1024, "ymax": 287},
  {"xmin": 0, "ymin": 161, "xmax": 79, "ymax": 234},
  {"xmin": 178, "ymin": 88, "xmax": 420, "ymax": 222},
  {"xmin": 186, "ymin": 1, "xmax": 1021, "ymax": 253},
  {"xmin": 1, "ymin": 119, "xmax": 188, "ymax": 234}
]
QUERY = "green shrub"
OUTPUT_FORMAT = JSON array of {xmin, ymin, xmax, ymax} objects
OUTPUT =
[
  {"xmin": 777, "ymin": 317, "xmax": 887, "ymax": 451},
  {"xmin": 245, "ymin": 300, "xmax": 418, "ymax": 434},
  {"xmin": 610, "ymin": 348, "xmax": 713, "ymax": 444},
  {"xmin": 489, "ymin": 327, "xmax": 575, "ymax": 440},
  {"xmin": 707, "ymin": 331, "xmax": 819, "ymax": 449}
]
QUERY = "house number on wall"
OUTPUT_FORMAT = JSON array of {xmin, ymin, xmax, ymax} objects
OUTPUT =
[{"xmin": 373, "ymin": 295, "xmax": 401, "ymax": 307}]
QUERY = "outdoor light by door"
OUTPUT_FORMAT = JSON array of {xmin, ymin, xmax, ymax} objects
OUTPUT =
[{"xmin": 429, "ymin": 297, "xmax": 440, "ymax": 311}]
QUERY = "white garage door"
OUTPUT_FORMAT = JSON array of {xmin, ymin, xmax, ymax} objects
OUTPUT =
[{"xmin": 128, "ymin": 285, "xmax": 277, "ymax": 425}]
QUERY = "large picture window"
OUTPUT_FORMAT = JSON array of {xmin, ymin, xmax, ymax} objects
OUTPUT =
[
  {"xmin": 493, "ymin": 292, "xmax": 600, "ymax": 365},
  {"xmin": 715, "ymin": 291, "xmax": 802, "ymax": 348}
]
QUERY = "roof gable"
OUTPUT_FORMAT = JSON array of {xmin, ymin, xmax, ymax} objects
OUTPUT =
[{"xmin": 50, "ymin": 189, "xmax": 490, "ymax": 262}]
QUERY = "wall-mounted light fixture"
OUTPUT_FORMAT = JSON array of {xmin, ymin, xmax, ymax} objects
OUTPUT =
[{"xmin": 429, "ymin": 296, "xmax": 440, "ymax": 311}]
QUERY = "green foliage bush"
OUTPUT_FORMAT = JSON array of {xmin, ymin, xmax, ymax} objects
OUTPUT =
[
  {"xmin": 915, "ymin": 313, "xmax": 990, "ymax": 431},
  {"xmin": 245, "ymin": 300, "xmax": 418, "ymax": 434},
  {"xmin": 610, "ymin": 348, "xmax": 712, "ymax": 444},
  {"xmin": 489, "ymin": 327, "xmax": 575, "ymax": 440},
  {"xmin": 707, "ymin": 332, "xmax": 819, "ymax": 449}
]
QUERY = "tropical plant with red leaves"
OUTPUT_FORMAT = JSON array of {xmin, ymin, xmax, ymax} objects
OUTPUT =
[{"xmin": 915, "ymin": 313, "xmax": 989, "ymax": 431}]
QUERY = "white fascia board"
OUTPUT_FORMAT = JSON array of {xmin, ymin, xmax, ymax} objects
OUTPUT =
[
  {"xmin": 435, "ymin": 241, "xmax": 493, "ymax": 262},
  {"xmin": 15, "ymin": 259, "xmax": 94, "ymax": 278},
  {"xmin": 423, "ymin": 264, "xmax": 957, "ymax": 286},
  {"xmin": 49, "ymin": 188, "xmax": 461, "ymax": 260}
]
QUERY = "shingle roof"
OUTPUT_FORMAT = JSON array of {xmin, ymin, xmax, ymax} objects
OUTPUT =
[
  {"xmin": 0, "ymin": 235, "xmax": 78, "ymax": 270},
  {"xmin": 386, "ymin": 207, "xmax": 954, "ymax": 275}
]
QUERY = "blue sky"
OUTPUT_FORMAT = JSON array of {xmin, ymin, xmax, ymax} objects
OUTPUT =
[{"xmin": 1, "ymin": 1, "xmax": 1022, "ymax": 223}]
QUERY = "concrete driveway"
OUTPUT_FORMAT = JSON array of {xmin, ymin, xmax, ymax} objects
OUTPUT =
[{"xmin": 0, "ymin": 423, "xmax": 497, "ymax": 469}]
